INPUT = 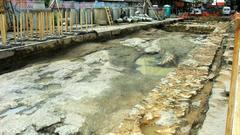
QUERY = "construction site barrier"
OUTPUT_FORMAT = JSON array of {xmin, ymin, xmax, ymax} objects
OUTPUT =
[{"xmin": 0, "ymin": 9, "xmax": 95, "ymax": 46}]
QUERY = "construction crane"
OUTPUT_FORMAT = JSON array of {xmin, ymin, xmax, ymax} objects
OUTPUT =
[{"xmin": 0, "ymin": 0, "xmax": 15, "ymax": 31}]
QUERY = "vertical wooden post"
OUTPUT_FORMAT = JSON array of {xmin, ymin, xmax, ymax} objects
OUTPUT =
[
  {"xmin": 49, "ymin": 12, "xmax": 52, "ymax": 35},
  {"xmin": 48, "ymin": 12, "xmax": 51, "ymax": 35},
  {"xmin": 77, "ymin": 10, "xmax": 80, "ymax": 31},
  {"xmin": 25, "ymin": 12, "xmax": 29, "ymax": 37},
  {"xmin": 226, "ymin": 13, "xmax": 240, "ymax": 135},
  {"xmin": 42, "ymin": 12, "xmax": 45, "ymax": 38},
  {"xmin": 0, "ymin": 14, "xmax": 2, "ymax": 44},
  {"xmin": 39, "ymin": 12, "xmax": 42, "ymax": 39},
  {"xmin": 60, "ymin": 11, "xmax": 63, "ymax": 35},
  {"xmin": 65, "ymin": 10, "xmax": 68, "ymax": 32},
  {"xmin": 13, "ymin": 15, "xmax": 17, "ymax": 42},
  {"xmin": 57, "ymin": 11, "xmax": 60, "ymax": 35},
  {"xmin": 27, "ymin": 12, "xmax": 31, "ymax": 37},
  {"xmin": 0, "ymin": 14, "xmax": 2, "ymax": 45},
  {"xmin": 80, "ymin": 9, "xmax": 83, "ymax": 31},
  {"xmin": 35, "ymin": 12, "xmax": 38, "ymax": 37},
  {"xmin": 52, "ymin": 12, "xmax": 55, "ymax": 35},
  {"xmin": 85, "ymin": 10, "xmax": 88, "ymax": 32},
  {"xmin": 1, "ymin": 14, "xmax": 7, "ymax": 45},
  {"xmin": 75, "ymin": 10, "xmax": 78, "ymax": 31},
  {"xmin": 61, "ymin": 11, "xmax": 63, "ymax": 35},
  {"xmin": 91, "ymin": 9, "xmax": 93, "ymax": 30},
  {"xmin": 45, "ymin": 12, "xmax": 49, "ymax": 36},
  {"xmin": 40, "ymin": 12, "xmax": 44, "ymax": 39},
  {"xmin": 30, "ymin": 13, "xmax": 33, "ymax": 38},
  {"xmin": 70, "ymin": 10, "xmax": 73, "ymax": 32},
  {"xmin": 16, "ymin": 15, "xmax": 19, "ymax": 38},
  {"xmin": 37, "ymin": 12, "xmax": 40, "ymax": 37},
  {"xmin": 20, "ymin": 13, "xmax": 23, "ymax": 39}
]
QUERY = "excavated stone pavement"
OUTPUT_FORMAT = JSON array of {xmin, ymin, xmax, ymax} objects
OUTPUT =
[
  {"xmin": 0, "ymin": 28, "xmax": 202, "ymax": 135},
  {"xmin": 0, "ymin": 20, "xmax": 230, "ymax": 135},
  {"xmin": 109, "ymin": 22, "xmax": 230, "ymax": 135},
  {"xmin": 0, "ymin": 50, "xmax": 122, "ymax": 135},
  {"xmin": 198, "ymin": 27, "xmax": 234, "ymax": 135}
]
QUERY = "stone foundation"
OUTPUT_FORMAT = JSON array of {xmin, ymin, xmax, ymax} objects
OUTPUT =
[{"xmin": 108, "ymin": 22, "xmax": 230, "ymax": 135}]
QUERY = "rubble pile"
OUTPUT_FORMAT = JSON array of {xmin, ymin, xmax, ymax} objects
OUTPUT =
[
  {"xmin": 109, "ymin": 22, "xmax": 229, "ymax": 135},
  {"xmin": 115, "ymin": 12, "xmax": 154, "ymax": 23}
]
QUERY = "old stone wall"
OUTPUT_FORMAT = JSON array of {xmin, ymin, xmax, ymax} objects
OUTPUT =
[{"xmin": 108, "ymin": 22, "xmax": 230, "ymax": 135}]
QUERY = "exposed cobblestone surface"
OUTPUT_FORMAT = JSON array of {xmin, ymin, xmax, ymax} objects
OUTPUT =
[{"xmin": 109, "ymin": 22, "xmax": 230, "ymax": 135}]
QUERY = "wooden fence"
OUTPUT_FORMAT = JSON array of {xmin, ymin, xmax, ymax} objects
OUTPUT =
[{"xmin": 0, "ymin": 9, "xmax": 94, "ymax": 46}]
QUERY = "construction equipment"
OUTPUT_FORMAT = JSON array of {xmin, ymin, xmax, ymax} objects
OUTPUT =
[{"xmin": 105, "ymin": 7, "xmax": 113, "ymax": 26}]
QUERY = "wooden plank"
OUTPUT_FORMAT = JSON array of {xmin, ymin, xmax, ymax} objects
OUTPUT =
[
  {"xmin": 226, "ymin": 13, "xmax": 240, "ymax": 135},
  {"xmin": 75, "ymin": 10, "xmax": 78, "ymax": 31},
  {"xmin": 235, "ymin": 75, "xmax": 240, "ymax": 135},
  {"xmin": 13, "ymin": 15, "xmax": 16, "ymax": 41},
  {"xmin": 0, "ymin": 14, "xmax": 2, "ymax": 44},
  {"xmin": 30, "ymin": 13, "xmax": 33, "ymax": 38},
  {"xmin": 80, "ymin": 9, "xmax": 83, "ymax": 31},
  {"xmin": 85, "ymin": 10, "xmax": 88, "ymax": 31},
  {"xmin": 20, "ymin": 13, "xmax": 23, "ymax": 38},
  {"xmin": 59, "ymin": 11, "xmax": 63, "ymax": 35},
  {"xmin": 16, "ymin": 14, "xmax": 19, "ymax": 38},
  {"xmin": 45, "ymin": 12, "xmax": 49, "ymax": 36},
  {"xmin": 57, "ymin": 11, "xmax": 60, "ymax": 35},
  {"xmin": 49, "ymin": 12, "xmax": 51, "ymax": 35},
  {"xmin": 26, "ymin": 12, "xmax": 29, "ymax": 37},
  {"xmin": 49, "ymin": 12, "xmax": 52, "ymax": 35},
  {"xmin": 1, "ymin": 14, "xmax": 7, "ymax": 45},
  {"xmin": 52, "ymin": 12, "xmax": 54, "ymax": 35},
  {"xmin": 91, "ymin": 9, "xmax": 93, "ymax": 30},
  {"xmin": 70, "ymin": 10, "xmax": 73, "ymax": 32},
  {"xmin": 65, "ymin": 11, "xmax": 68, "ymax": 32}
]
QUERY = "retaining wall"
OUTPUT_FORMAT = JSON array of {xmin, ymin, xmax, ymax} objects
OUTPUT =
[{"xmin": 0, "ymin": 18, "xmax": 182, "ymax": 73}]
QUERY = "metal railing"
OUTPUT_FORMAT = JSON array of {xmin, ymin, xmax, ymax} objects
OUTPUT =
[{"xmin": 225, "ymin": 12, "xmax": 240, "ymax": 135}]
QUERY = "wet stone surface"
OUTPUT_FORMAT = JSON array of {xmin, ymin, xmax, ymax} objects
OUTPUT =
[
  {"xmin": 0, "ymin": 28, "xmax": 208, "ymax": 135},
  {"xmin": 109, "ymin": 22, "xmax": 229, "ymax": 135}
]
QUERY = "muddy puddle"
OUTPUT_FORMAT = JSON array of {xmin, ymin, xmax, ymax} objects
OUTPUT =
[{"xmin": 0, "ymin": 28, "xmax": 206, "ymax": 135}]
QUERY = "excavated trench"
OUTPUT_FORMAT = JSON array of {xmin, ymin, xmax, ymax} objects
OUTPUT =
[
  {"xmin": 0, "ymin": 24, "xmax": 214, "ymax": 135},
  {"xmin": 109, "ymin": 21, "xmax": 229, "ymax": 135}
]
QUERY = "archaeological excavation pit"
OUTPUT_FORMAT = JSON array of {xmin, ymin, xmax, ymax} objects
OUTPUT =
[{"xmin": 0, "ymin": 20, "xmax": 230, "ymax": 135}]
